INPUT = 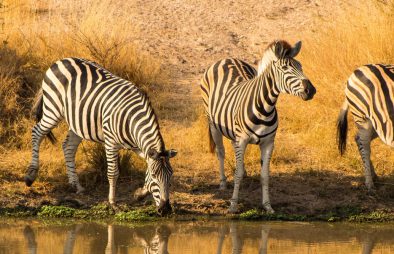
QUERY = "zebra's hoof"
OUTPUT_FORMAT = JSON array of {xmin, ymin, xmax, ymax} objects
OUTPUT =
[
  {"xmin": 264, "ymin": 207, "xmax": 275, "ymax": 214},
  {"xmin": 134, "ymin": 187, "xmax": 149, "ymax": 201},
  {"xmin": 219, "ymin": 181, "xmax": 227, "ymax": 190},
  {"xmin": 228, "ymin": 204, "xmax": 238, "ymax": 214},
  {"xmin": 110, "ymin": 203, "xmax": 120, "ymax": 213},
  {"xmin": 24, "ymin": 176, "xmax": 34, "ymax": 187},
  {"xmin": 76, "ymin": 186, "xmax": 85, "ymax": 194},
  {"xmin": 263, "ymin": 202, "xmax": 275, "ymax": 214},
  {"xmin": 366, "ymin": 186, "xmax": 376, "ymax": 195}
]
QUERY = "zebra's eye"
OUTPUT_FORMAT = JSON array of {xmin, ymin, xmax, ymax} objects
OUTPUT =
[{"xmin": 282, "ymin": 66, "xmax": 289, "ymax": 71}]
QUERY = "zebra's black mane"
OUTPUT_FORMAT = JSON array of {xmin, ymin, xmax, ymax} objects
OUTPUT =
[{"xmin": 266, "ymin": 40, "xmax": 292, "ymax": 56}]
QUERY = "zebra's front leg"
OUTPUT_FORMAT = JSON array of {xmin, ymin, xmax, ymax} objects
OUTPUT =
[
  {"xmin": 62, "ymin": 131, "xmax": 84, "ymax": 194},
  {"xmin": 229, "ymin": 139, "xmax": 247, "ymax": 213},
  {"xmin": 25, "ymin": 123, "xmax": 48, "ymax": 186},
  {"xmin": 131, "ymin": 148, "xmax": 150, "ymax": 201},
  {"xmin": 210, "ymin": 124, "xmax": 227, "ymax": 190},
  {"xmin": 259, "ymin": 139, "xmax": 275, "ymax": 214},
  {"xmin": 105, "ymin": 145, "xmax": 120, "ymax": 206}
]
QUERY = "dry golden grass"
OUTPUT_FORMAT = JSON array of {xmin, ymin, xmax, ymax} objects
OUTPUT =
[
  {"xmin": 167, "ymin": 0, "xmax": 394, "ymax": 180},
  {"xmin": 293, "ymin": 1, "xmax": 394, "ymax": 175},
  {"xmin": 0, "ymin": 0, "xmax": 167, "ymax": 173}
]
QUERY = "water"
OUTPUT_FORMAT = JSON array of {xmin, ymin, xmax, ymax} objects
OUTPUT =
[{"xmin": 0, "ymin": 219, "xmax": 393, "ymax": 254}]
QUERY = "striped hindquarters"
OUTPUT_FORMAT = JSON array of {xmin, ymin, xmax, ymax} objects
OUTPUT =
[
  {"xmin": 345, "ymin": 64, "xmax": 394, "ymax": 147},
  {"xmin": 200, "ymin": 58, "xmax": 257, "ymax": 109},
  {"xmin": 200, "ymin": 58, "xmax": 257, "ymax": 139}
]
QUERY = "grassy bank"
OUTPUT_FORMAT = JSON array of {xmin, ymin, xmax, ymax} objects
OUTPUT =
[
  {"xmin": 1, "ymin": 204, "xmax": 393, "ymax": 223},
  {"xmin": 0, "ymin": 0, "xmax": 393, "ymax": 218}
]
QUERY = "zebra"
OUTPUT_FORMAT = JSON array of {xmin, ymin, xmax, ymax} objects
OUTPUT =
[
  {"xmin": 200, "ymin": 40, "xmax": 316, "ymax": 213},
  {"xmin": 337, "ymin": 64, "xmax": 394, "ymax": 191},
  {"xmin": 24, "ymin": 57, "xmax": 177, "ymax": 215}
]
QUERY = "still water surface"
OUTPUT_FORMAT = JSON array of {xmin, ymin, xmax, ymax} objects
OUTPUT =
[{"xmin": 0, "ymin": 219, "xmax": 393, "ymax": 253}]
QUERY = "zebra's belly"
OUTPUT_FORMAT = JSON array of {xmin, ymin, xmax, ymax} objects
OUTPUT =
[
  {"xmin": 210, "ymin": 116, "xmax": 237, "ymax": 140},
  {"xmin": 62, "ymin": 103, "xmax": 105, "ymax": 142},
  {"xmin": 243, "ymin": 123, "xmax": 278, "ymax": 144}
]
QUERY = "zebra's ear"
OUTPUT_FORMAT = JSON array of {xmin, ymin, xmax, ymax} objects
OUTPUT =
[
  {"xmin": 289, "ymin": 41, "xmax": 302, "ymax": 58},
  {"xmin": 167, "ymin": 149, "xmax": 177, "ymax": 158},
  {"xmin": 148, "ymin": 148, "xmax": 160, "ymax": 160}
]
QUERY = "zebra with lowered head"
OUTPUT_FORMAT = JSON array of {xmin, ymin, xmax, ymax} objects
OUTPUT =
[
  {"xmin": 25, "ymin": 57, "xmax": 177, "ymax": 215},
  {"xmin": 200, "ymin": 40, "xmax": 316, "ymax": 213},
  {"xmin": 337, "ymin": 64, "xmax": 394, "ymax": 191}
]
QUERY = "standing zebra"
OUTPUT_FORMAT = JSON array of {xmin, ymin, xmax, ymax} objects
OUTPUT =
[
  {"xmin": 25, "ymin": 58, "xmax": 177, "ymax": 214},
  {"xmin": 200, "ymin": 40, "xmax": 316, "ymax": 213},
  {"xmin": 337, "ymin": 64, "xmax": 394, "ymax": 191}
]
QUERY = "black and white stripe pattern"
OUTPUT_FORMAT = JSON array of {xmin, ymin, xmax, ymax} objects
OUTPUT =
[
  {"xmin": 337, "ymin": 64, "xmax": 394, "ymax": 191},
  {"xmin": 25, "ymin": 57, "xmax": 176, "ymax": 214},
  {"xmin": 200, "ymin": 40, "xmax": 316, "ymax": 213}
]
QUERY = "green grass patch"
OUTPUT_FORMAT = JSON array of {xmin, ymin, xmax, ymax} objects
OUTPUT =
[
  {"xmin": 239, "ymin": 209, "xmax": 306, "ymax": 221},
  {"xmin": 38, "ymin": 205, "xmax": 77, "ymax": 218},
  {"xmin": 115, "ymin": 206, "xmax": 157, "ymax": 222},
  {"xmin": 316, "ymin": 205, "xmax": 363, "ymax": 222},
  {"xmin": 0, "ymin": 207, "xmax": 37, "ymax": 217},
  {"xmin": 36, "ymin": 204, "xmax": 158, "ymax": 221},
  {"xmin": 348, "ymin": 210, "xmax": 394, "ymax": 223}
]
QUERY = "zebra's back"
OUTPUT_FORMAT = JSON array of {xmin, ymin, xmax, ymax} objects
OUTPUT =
[
  {"xmin": 200, "ymin": 58, "xmax": 257, "ymax": 139},
  {"xmin": 42, "ymin": 57, "xmax": 151, "ymax": 147},
  {"xmin": 345, "ymin": 64, "xmax": 394, "ymax": 146}
]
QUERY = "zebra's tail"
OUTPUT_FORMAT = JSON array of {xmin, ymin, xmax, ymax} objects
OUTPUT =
[
  {"xmin": 337, "ymin": 101, "xmax": 349, "ymax": 156},
  {"xmin": 208, "ymin": 125, "xmax": 216, "ymax": 153},
  {"xmin": 32, "ymin": 89, "xmax": 57, "ymax": 144}
]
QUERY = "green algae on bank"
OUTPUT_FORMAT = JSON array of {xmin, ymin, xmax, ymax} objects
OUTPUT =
[
  {"xmin": 238, "ymin": 207, "xmax": 394, "ymax": 223},
  {"xmin": 0, "ymin": 205, "xmax": 393, "ymax": 223}
]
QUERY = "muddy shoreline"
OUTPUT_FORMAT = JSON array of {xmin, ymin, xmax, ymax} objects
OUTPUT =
[{"xmin": 1, "ymin": 203, "xmax": 393, "ymax": 223}]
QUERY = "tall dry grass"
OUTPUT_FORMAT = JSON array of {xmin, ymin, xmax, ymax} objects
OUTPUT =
[
  {"xmin": 165, "ymin": 1, "xmax": 394, "ymax": 180},
  {"xmin": 277, "ymin": 1, "xmax": 394, "ymax": 174},
  {"xmin": 0, "ymin": 1, "xmax": 167, "ymax": 178}
]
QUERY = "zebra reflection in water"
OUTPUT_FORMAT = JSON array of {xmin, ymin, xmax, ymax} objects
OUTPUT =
[
  {"xmin": 23, "ymin": 225, "xmax": 82, "ymax": 254},
  {"xmin": 216, "ymin": 223, "xmax": 270, "ymax": 254},
  {"xmin": 105, "ymin": 224, "xmax": 171, "ymax": 254},
  {"xmin": 23, "ymin": 224, "xmax": 171, "ymax": 254}
]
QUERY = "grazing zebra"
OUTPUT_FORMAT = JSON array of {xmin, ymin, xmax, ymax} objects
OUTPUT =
[
  {"xmin": 337, "ymin": 64, "xmax": 394, "ymax": 191},
  {"xmin": 200, "ymin": 40, "xmax": 316, "ymax": 213},
  {"xmin": 24, "ymin": 57, "xmax": 177, "ymax": 214}
]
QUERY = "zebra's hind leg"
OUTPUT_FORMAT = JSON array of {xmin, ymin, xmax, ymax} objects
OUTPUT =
[
  {"xmin": 25, "ymin": 121, "xmax": 58, "ymax": 186},
  {"xmin": 355, "ymin": 121, "xmax": 376, "ymax": 192},
  {"xmin": 209, "ymin": 124, "xmax": 227, "ymax": 190},
  {"xmin": 229, "ymin": 139, "xmax": 247, "ymax": 213},
  {"xmin": 104, "ymin": 144, "xmax": 120, "ymax": 206},
  {"xmin": 62, "ymin": 131, "xmax": 84, "ymax": 194}
]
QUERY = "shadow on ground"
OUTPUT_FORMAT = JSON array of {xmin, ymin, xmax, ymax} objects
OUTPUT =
[{"xmin": 1, "ymin": 167, "xmax": 393, "ymax": 216}]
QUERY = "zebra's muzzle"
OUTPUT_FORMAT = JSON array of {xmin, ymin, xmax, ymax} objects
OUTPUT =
[
  {"xmin": 157, "ymin": 200, "xmax": 172, "ymax": 216},
  {"xmin": 301, "ymin": 79, "xmax": 316, "ymax": 100}
]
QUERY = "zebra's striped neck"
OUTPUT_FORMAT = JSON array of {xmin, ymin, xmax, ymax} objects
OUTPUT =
[
  {"xmin": 254, "ymin": 67, "xmax": 279, "ymax": 114},
  {"xmin": 139, "ymin": 102, "xmax": 165, "ymax": 159}
]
